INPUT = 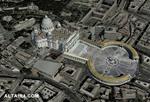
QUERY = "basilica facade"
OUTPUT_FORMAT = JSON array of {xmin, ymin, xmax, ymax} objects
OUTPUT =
[{"xmin": 31, "ymin": 15, "xmax": 80, "ymax": 52}]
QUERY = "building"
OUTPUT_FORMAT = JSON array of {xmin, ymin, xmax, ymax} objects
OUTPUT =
[
  {"xmin": 35, "ymin": 82, "xmax": 66, "ymax": 102},
  {"xmin": 80, "ymin": 78, "xmax": 100, "ymax": 98},
  {"xmin": 19, "ymin": 79, "xmax": 42, "ymax": 94},
  {"xmin": 128, "ymin": 0, "xmax": 145, "ymax": 13},
  {"xmin": 32, "ymin": 15, "xmax": 80, "ymax": 51},
  {"xmin": 135, "ymin": 80, "xmax": 150, "ymax": 89},
  {"xmin": 139, "ymin": 0, "xmax": 150, "ymax": 15},
  {"xmin": 0, "ymin": 23, "xmax": 5, "ymax": 43},
  {"xmin": 33, "ymin": 59, "xmax": 63, "ymax": 78},
  {"xmin": 14, "ymin": 18, "xmax": 36, "ymax": 31},
  {"xmin": 54, "ymin": 55, "xmax": 85, "ymax": 88},
  {"xmin": 136, "ymin": 25, "xmax": 150, "ymax": 56},
  {"xmin": 31, "ymin": 26, "xmax": 49, "ymax": 48},
  {"xmin": 142, "ymin": 54, "xmax": 150, "ymax": 67},
  {"xmin": 80, "ymin": 0, "xmax": 118, "ymax": 26},
  {"xmin": 0, "ymin": 89, "xmax": 5, "ymax": 99}
]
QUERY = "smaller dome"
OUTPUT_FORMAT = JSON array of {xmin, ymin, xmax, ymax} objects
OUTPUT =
[
  {"xmin": 55, "ymin": 21, "xmax": 61, "ymax": 28},
  {"xmin": 41, "ymin": 15, "xmax": 54, "ymax": 33}
]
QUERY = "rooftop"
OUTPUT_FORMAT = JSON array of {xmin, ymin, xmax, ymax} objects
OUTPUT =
[{"xmin": 33, "ymin": 60, "xmax": 62, "ymax": 77}]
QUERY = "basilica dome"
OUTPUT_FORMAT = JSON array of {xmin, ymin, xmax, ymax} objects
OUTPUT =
[{"xmin": 41, "ymin": 15, "xmax": 54, "ymax": 33}]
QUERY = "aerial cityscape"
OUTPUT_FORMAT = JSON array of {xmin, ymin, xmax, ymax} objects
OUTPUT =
[{"xmin": 0, "ymin": 0, "xmax": 150, "ymax": 102}]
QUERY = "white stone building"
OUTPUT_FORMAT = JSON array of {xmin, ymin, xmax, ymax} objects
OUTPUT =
[{"xmin": 32, "ymin": 15, "xmax": 80, "ymax": 52}]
